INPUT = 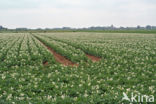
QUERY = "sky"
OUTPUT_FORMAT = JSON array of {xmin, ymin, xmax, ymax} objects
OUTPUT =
[{"xmin": 0, "ymin": 0, "xmax": 156, "ymax": 29}]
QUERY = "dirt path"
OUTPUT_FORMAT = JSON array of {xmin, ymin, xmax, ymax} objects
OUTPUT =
[
  {"xmin": 46, "ymin": 37, "xmax": 101, "ymax": 62},
  {"xmin": 86, "ymin": 54, "xmax": 101, "ymax": 62},
  {"xmin": 45, "ymin": 45, "xmax": 78, "ymax": 66},
  {"xmin": 37, "ymin": 39, "xmax": 78, "ymax": 66}
]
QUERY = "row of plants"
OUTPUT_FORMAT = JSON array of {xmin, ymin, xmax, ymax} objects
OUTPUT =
[
  {"xmin": 0, "ymin": 34, "xmax": 17, "ymax": 59},
  {"xmin": 1, "ymin": 34, "xmax": 25, "ymax": 68},
  {"xmin": 39, "ymin": 33, "xmax": 104, "ymax": 57},
  {"xmin": 0, "ymin": 33, "xmax": 56, "ymax": 69},
  {"xmin": 35, "ymin": 33, "xmax": 155, "ymax": 103},
  {"xmin": 30, "ymin": 35, "xmax": 56, "ymax": 65},
  {"xmin": 0, "ymin": 33, "xmax": 155, "ymax": 103},
  {"xmin": 33, "ymin": 34, "xmax": 88, "ymax": 63},
  {"xmin": 0, "ymin": 36, "xmax": 21, "ymax": 68}
]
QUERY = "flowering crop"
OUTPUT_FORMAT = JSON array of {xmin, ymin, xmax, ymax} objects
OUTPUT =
[
  {"xmin": 0, "ymin": 33, "xmax": 155, "ymax": 103},
  {"xmin": 0, "ymin": 33, "xmax": 56, "ymax": 69},
  {"xmin": 34, "ymin": 34, "xmax": 88, "ymax": 63}
]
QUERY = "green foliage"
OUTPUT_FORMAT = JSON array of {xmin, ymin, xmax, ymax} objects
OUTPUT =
[{"xmin": 0, "ymin": 32, "xmax": 155, "ymax": 103}]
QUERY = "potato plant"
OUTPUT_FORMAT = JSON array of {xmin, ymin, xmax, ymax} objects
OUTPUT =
[{"xmin": 0, "ymin": 33, "xmax": 155, "ymax": 104}]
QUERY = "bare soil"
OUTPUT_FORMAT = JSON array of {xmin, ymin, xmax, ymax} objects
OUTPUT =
[
  {"xmin": 43, "ymin": 61, "xmax": 48, "ymax": 66},
  {"xmin": 46, "ymin": 46, "xmax": 78, "ymax": 66},
  {"xmin": 86, "ymin": 54, "xmax": 101, "ymax": 62},
  {"xmin": 38, "ymin": 40, "xmax": 78, "ymax": 66}
]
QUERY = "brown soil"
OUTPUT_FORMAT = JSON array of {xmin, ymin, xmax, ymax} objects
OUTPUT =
[
  {"xmin": 38, "ymin": 40, "xmax": 78, "ymax": 66},
  {"xmin": 43, "ymin": 61, "xmax": 48, "ymax": 66},
  {"xmin": 46, "ymin": 46, "xmax": 78, "ymax": 66},
  {"xmin": 86, "ymin": 54, "xmax": 101, "ymax": 62}
]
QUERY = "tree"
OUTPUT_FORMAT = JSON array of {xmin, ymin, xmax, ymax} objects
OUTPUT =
[{"xmin": 146, "ymin": 25, "xmax": 152, "ymax": 30}]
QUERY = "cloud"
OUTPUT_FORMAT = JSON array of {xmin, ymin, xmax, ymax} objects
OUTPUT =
[
  {"xmin": 0, "ymin": 0, "xmax": 38, "ymax": 10},
  {"xmin": 0, "ymin": 0, "xmax": 156, "ymax": 28}
]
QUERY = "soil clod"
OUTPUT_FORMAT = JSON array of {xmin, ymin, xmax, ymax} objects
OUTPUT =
[{"xmin": 86, "ymin": 54, "xmax": 101, "ymax": 62}]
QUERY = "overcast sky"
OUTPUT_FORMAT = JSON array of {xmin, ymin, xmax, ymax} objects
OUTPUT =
[{"xmin": 0, "ymin": 0, "xmax": 156, "ymax": 29}]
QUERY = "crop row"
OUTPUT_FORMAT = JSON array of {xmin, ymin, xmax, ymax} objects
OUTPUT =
[
  {"xmin": 39, "ymin": 33, "xmax": 156, "ymax": 61},
  {"xmin": 33, "ymin": 34, "xmax": 88, "ymax": 63},
  {"xmin": 0, "ymin": 33, "xmax": 155, "ymax": 103},
  {"xmin": 0, "ymin": 33, "xmax": 56, "ymax": 69},
  {"xmin": 38, "ymin": 33, "xmax": 104, "ymax": 57}
]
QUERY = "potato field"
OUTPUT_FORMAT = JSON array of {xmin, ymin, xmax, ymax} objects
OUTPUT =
[{"xmin": 0, "ymin": 32, "xmax": 155, "ymax": 104}]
